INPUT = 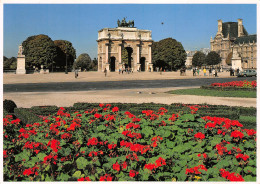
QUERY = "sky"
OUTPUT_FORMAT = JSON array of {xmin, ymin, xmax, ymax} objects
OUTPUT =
[{"xmin": 3, "ymin": 3, "xmax": 257, "ymax": 60}]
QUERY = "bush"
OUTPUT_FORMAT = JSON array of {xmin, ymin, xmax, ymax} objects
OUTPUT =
[
  {"xmin": 3, "ymin": 99, "xmax": 17, "ymax": 113},
  {"xmin": 14, "ymin": 108, "xmax": 42, "ymax": 125}
]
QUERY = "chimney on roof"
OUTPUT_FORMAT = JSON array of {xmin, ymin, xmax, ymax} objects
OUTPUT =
[
  {"xmin": 238, "ymin": 19, "xmax": 243, "ymax": 37},
  {"xmin": 217, "ymin": 19, "xmax": 222, "ymax": 33}
]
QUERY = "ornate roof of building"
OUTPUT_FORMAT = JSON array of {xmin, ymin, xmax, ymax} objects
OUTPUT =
[
  {"xmin": 234, "ymin": 34, "xmax": 257, "ymax": 44},
  {"xmin": 222, "ymin": 22, "xmax": 248, "ymax": 38}
]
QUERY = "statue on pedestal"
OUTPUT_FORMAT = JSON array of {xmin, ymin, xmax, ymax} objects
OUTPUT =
[{"xmin": 117, "ymin": 18, "xmax": 135, "ymax": 28}]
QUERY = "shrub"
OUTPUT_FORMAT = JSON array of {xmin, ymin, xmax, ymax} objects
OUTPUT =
[{"xmin": 3, "ymin": 99, "xmax": 17, "ymax": 113}]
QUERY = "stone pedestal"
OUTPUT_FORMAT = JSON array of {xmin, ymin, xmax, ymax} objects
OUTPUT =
[
  {"xmin": 231, "ymin": 50, "xmax": 242, "ymax": 70},
  {"xmin": 16, "ymin": 56, "xmax": 26, "ymax": 74}
]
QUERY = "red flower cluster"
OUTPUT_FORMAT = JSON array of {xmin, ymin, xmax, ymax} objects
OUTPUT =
[
  {"xmin": 122, "ymin": 130, "xmax": 142, "ymax": 139},
  {"xmin": 61, "ymin": 133, "xmax": 72, "ymax": 139},
  {"xmin": 144, "ymin": 157, "xmax": 166, "ymax": 171},
  {"xmin": 198, "ymin": 153, "xmax": 207, "ymax": 159},
  {"xmin": 236, "ymin": 153, "xmax": 250, "ymax": 161},
  {"xmin": 151, "ymin": 136, "xmax": 163, "ymax": 147},
  {"xmin": 129, "ymin": 170, "xmax": 139, "ymax": 177},
  {"xmin": 169, "ymin": 113, "xmax": 179, "ymax": 121},
  {"xmin": 219, "ymin": 169, "xmax": 244, "ymax": 181},
  {"xmin": 108, "ymin": 143, "xmax": 117, "ymax": 149},
  {"xmin": 88, "ymin": 150, "xmax": 103, "ymax": 157},
  {"xmin": 158, "ymin": 107, "xmax": 168, "ymax": 115},
  {"xmin": 87, "ymin": 137, "xmax": 99, "ymax": 146},
  {"xmin": 99, "ymin": 174, "xmax": 113, "ymax": 181},
  {"xmin": 126, "ymin": 123, "xmax": 140, "ymax": 129},
  {"xmin": 23, "ymin": 166, "xmax": 39, "ymax": 176},
  {"xmin": 43, "ymin": 153, "xmax": 58, "ymax": 165},
  {"xmin": 216, "ymin": 140, "xmax": 231, "ymax": 155},
  {"xmin": 126, "ymin": 152, "xmax": 139, "ymax": 161},
  {"xmin": 211, "ymin": 80, "xmax": 256, "ymax": 88},
  {"xmin": 188, "ymin": 106, "xmax": 198, "ymax": 114},
  {"xmin": 94, "ymin": 113, "xmax": 102, "ymax": 119},
  {"xmin": 112, "ymin": 106, "xmax": 119, "ymax": 112},
  {"xmin": 3, "ymin": 115, "xmax": 20, "ymax": 126},
  {"xmin": 194, "ymin": 132, "xmax": 205, "ymax": 140},
  {"xmin": 57, "ymin": 107, "xmax": 70, "ymax": 117},
  {"xmin": 243, "ymin": 129, "xmax": 256, "ymax": 136},
  {"xmin": 120, "ymin": 140, "xmax": 150, "ymax": 154},
  {"xmin": 231, "ymin": 130, "xmax": 244, "ymax": 139},
  {"xmin": 78, "ymin": 177, "xmax": 91, "ymax": 181},
  {"xmin": 125, "ymin": 111, "xmax": 135, "ymax": 118},
  {"xmin": 104, "ymin": 114, "xmax": 116, "ymax": 121},
  {"xmin": 112, "ymin": 161, "xmax": 127, "ymax": 172},
  {"xmin": 23, "ymin": 141, "xmax": 46, "ymax": 154},
  {"xmin": 67, "ymin": 119, "xmax": 81, "ymax": 131},
  {"xmin": 47, "ymin": 139, "xmax": 61, "ymax": 153},
  {"xmin": 18, "ymin": 128, "xmax": 37, "ymax": 139},
  {"xmin": 185, "ymin": 164, "xmax": 207, "ymax": 175}
]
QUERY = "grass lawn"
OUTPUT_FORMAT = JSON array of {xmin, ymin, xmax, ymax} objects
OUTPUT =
[
  {"xmin": 168, "ymin": 88, "xmax": 256, "ymax": 98},
  {"xmin": 239, "ymin": 116, "xmax": 257, "ymax": 129}
]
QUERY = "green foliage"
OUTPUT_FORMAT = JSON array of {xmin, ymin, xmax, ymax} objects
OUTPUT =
[
  {"xmin": 3, "ymin": 56, "xmax": 17, "ymax": 70},
  {"xmin": 152, "ymin": 38, "xmax": 187, "ymax": 71},
  {"xmin": 192, "ymin": 51, "xmax": 206, "ymax": 67},
  {"xmin": 3, "ymin": 99, "xmax": 17, "ymax": 113},
  {"xmin": 54, "ymin": 40, "xmax": 76, "ymax": 70},
  {"xmin": 74, "ymin": 53, "xmax": 92, "ymax": 71},
  {"xmin": 22, "ymin": 34, "xmax": 57, "ymax": 69},
  {"xmin": 205, "ymin": 51, "xmax": 221, "ymax": 66}
]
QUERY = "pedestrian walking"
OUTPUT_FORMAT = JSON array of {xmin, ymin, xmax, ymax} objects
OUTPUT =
[
  {"xmin": 209, "ymin": 68, "xmax": 212, "ymax": 76},
  {"xmin": 193, "ymin": 68, "xmax": 195, "ymax": 76},
  {"xmin": 75, "ymin": 69, "xmax": 78, "ymax": 78},
  {"xmin": 203, "ymin": 68, "xmax": 206, "ymax": 76},
  {"xmin": 119, "ymin": 68, "xmax": 121, "ymax": 74},
  {"xmin": 160, "ymin": 67, "xmax": 162, "ymax": 75},
  {"xmin": 104, "ymin": 68, "xmax": 107, "ymax": 77},
  {"xmin": 197, "ymin": 68, "xmax": 200, "ymax": 76}
]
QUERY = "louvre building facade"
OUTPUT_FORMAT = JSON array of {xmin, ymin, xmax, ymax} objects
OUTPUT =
[{"xmin": 210, "ymin": 19, "xmax": 257, "ymax": 69}]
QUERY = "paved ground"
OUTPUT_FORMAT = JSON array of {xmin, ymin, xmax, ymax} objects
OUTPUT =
[{"xmin": 3, "ymin": 71, "xmax": 257, "ymax": 108}]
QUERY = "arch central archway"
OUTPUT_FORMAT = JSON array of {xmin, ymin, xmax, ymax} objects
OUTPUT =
[
  {"xmin": 110, "ymin": 57, "xmax": 116, "ymax": 72},
  {"xmin": 122, "ymin": 47, "xmax": 133, "ymax": 69},
  {"xmin": 140, "ymin": 57, "xmax": 146, "ymax": 71}
]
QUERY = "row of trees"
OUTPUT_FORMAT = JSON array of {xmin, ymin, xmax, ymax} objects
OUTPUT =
[
  {"xmin": 20, "ymin": 34, "xmax": 97, "ymax": 71},
  {"xmin": 192, "ymin": 51, "xmax": 221, "ymax": 67}
]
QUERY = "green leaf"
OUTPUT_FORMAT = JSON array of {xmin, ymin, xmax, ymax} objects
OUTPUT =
[
  {"xmin": 73, "ymin": 170, "xmax": 84, "ymax": 179},
  {"xmin": 76, "ymin": 157, "xmax": 89, "ymax": 170},
  {"xmin": 57, "ymin": 173, "xmax": 70, "ymax": 181},
  {"xmin": 210, "ymin": 137, "xmax": 222, "ymax": 147},
  {"xmin": 180, "ymin": 114, "xmax": 194, "ymax": 121},
  {"xmin": 243, "ymin": 175, "xmax": 255, "ymax": 181},
  {"xmin": 97, "ymin": 125, "xmax": 106, "ymax": 131},
  {"xmin": 37, "ymin": 153, "xmax": 47, "ymax": 161}
]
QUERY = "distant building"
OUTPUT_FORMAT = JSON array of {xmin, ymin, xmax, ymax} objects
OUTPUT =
[
  {"xmin": 210, "ymin": 19, "xmax": 257, "ymax": 69},
  {"xmin": 185, "ymin": 48, "xmax": 210, "ymax": 68}
]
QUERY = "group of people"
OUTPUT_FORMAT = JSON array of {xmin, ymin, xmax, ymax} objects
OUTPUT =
[
  {"xmin": 193, "ymin": 67, "xmax": 218, "ymax": 77},
  {"xmin": 229, "ymin": 68, "xmax": 240, "ymax": 76}
]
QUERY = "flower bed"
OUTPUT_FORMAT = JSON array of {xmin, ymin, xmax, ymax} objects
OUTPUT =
[
  {"xmin": 210, "ymin": 80, "xmax": 257, "ymax": 88},
  {"xmin": 4, "ymin": 104, "xmax": 256, "ymax": 181}
]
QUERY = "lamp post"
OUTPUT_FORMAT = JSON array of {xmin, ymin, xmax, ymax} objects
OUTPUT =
[{"xmin": 65, "ymin": 53, "xmax": 68, "ymax": 74}]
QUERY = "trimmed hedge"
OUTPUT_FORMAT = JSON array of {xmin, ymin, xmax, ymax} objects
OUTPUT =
[{"xmin": 201, "ymin": 86, "xmax": 256, "ymax": 91}]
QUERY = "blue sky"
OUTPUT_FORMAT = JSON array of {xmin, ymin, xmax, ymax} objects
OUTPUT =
[{"xmin": 3, "ymin": 4, "xmax": 257, "ymax": 60}]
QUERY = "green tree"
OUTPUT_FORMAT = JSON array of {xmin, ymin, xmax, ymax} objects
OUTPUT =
[
  {"xmin": 90, "ymin": 58, "xmax": 98, "ymax": 71},
  {"xmin": 3, "ymin": 56, "xmax": 17, "ymax": 69},
  {"xmin": 192, "ymin": 51, "xmax": 206, "ymax": 67},
  {"xmin": 205, "ymin": 51, "xmax": 221, "ymax": 66},
  {"xmin": 74, "ymin": 53, "xmax": 92, "ymax": 71},
  {"xmin": 54, "ymin": 40, "xmax": 76, "ymax": 71},
  {"xmin": 225, "ymin": 52, "xmax": 233, "ymax": 65},
  {"xmin": 22, "ymin": 34, "xmax": 57, "ymax": 69},
  {"xmin": 152, "ymin": 38, "xmax": 187, "ymax": 71}
]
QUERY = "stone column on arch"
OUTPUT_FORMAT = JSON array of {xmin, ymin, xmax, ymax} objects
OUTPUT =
[
  {"xmin": 136, "ymin": 44, "xmax": 141, "ymax": 71},
  {"xmin": 105, "ymin": 42, "xmax": 110, "ymax": 72},
  {"xmin": 117, "ymin": 43, "xmax": 123, "ymax": 72},
  {"xmin": 147, "ymin": 44, "xmax": 153, "ymax": 72}
]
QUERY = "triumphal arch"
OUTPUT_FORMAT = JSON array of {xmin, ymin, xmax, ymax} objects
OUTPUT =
[{"xmin": 97, "ymin": 18, "xmax": 153, "ymax": 72}]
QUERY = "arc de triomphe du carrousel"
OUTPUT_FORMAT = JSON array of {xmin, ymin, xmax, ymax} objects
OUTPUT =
[{"xmin": 97, "ymin": 18, "xmax": 153, "ymax": 72}]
